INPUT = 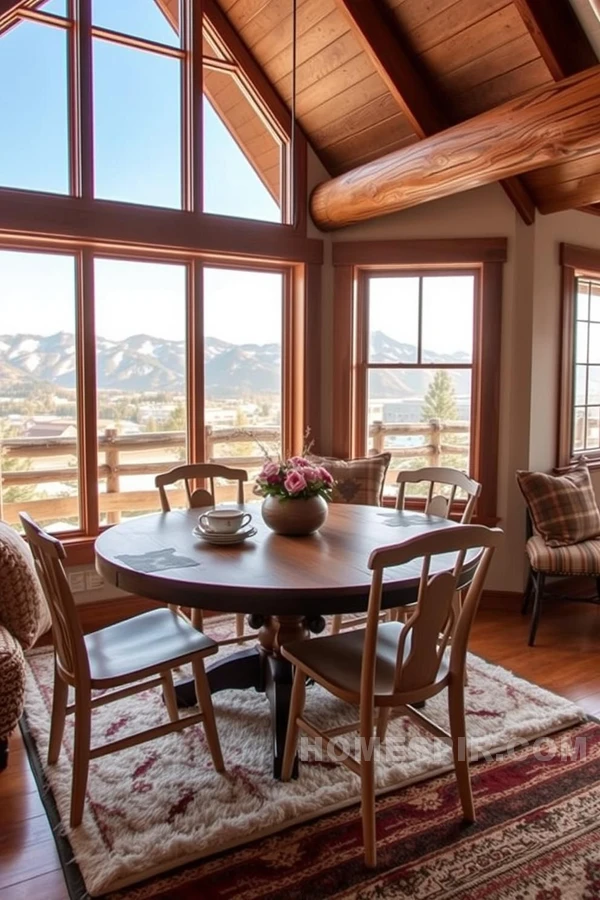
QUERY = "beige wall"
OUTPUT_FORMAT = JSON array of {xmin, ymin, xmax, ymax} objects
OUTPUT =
[{"xmin": 305, "ymin": 163, "xmax": 600, "ymax": 593}]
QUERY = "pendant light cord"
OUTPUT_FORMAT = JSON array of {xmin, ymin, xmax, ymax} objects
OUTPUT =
[{"xmin": 291, "ymin": 0, "xmax": 297, "ymax": 225}]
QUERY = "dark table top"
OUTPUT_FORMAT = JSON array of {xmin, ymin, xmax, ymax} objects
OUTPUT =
[{"xmin": 95, "ymin": 503, "xmax": 471, "ymax": 616}]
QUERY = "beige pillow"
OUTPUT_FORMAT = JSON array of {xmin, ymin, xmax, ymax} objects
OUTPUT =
[
  {"xmin": 0, "ymin": 522, "xmax": 51, "ymax": 649},
  {"xmin": 311, "ymin": 453, "xmax": 391, "ymax": 506},
  {"xmin": 516, "ymin": 464, "xmax": 600, "ymax": 547}
]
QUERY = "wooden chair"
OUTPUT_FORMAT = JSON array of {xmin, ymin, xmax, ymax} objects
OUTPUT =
[
  {"xmin": 155, "ymin": 463, "xmax": 249, "ymax": 642},
  {"xmin": 281, "ymin": 523, "xmax": 502, "ymax": 868},
  {"xmin": 19, "ymin": 512, "xmax": 224, "ymax": 828},
  {"xmin": 330, "ymin": 467, "xmax": 482, "ymax": 636},
  {"xmin": 395, "ymin": 467, "xmax": 481, "ymax": 522}
]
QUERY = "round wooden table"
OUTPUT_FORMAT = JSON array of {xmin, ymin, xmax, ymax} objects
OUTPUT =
[{"xmin": 95, "ymin": 503, "xmax": 471, "ymax": 776}]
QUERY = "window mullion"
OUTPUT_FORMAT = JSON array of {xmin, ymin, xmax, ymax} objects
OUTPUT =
[
  {"xmin": 189, "ymin": 259, "xmax": 205, "ymax": 464},
  {"xmin": 75, "ymin": 0, "xmax": 93, "ymax": 198},
  {"xmin": 191, "ymin": 0, "xmax": 203, "ymax": 213},
  {"xmin": 77, "ymin": 248, "xmax": 99, "ymax": 534}
]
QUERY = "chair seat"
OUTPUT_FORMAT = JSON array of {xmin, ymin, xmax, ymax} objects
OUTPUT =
[
  {"xmin": 85, "ymin": 608, "xmax": 218, "ymax": 683},
  {"xmin": 526, "ymin": 534, "xmax": 600, "ymax": 575},
  {"xmin": 283, "ymin": 622, "xmax": 448, "ymax": 700}
]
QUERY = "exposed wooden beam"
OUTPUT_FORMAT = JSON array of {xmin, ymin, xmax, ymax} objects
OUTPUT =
[
  {"xmin": 335, "ymin": 0, "xmax": 445, "ymax": 139},
  {"xmin": 310, "ymin": 65, "xmax": 600, "ymax": 230},
  {"xmin": 515, "ymin": 0, "xmax": 600, "ymax": 214},
  {"xmin": 513, "ymin": 0, "xmax": 597, "ymax": 80},
  {"xmin": 335, "ymin": 0, "xmax": 535, "ymax": 224}
]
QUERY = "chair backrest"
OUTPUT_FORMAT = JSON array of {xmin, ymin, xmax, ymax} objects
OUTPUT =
[
  {"xmin": 155, "ymin": 463, "xmax": 248, "ymax": 513},
  {"xmin": 361, "ymin": 524, "xmax": 503, "ymax": 702},
  {"xmin": 19, "ymin": 513, "xmax": 89, "ymax": 686},
  {"xmin": 395, "ymin": 467, "xmax": 481, "ymax": 524}
]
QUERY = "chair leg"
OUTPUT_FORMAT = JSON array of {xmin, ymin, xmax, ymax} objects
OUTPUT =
[
  {"xmin": 161, "ymin": 671, "xmax": 180, "ymax": 723},
  {"xmin": 235, "ymin": 613, "xmax": 245, "ymax": 642},
  {"xmin": 191, "ymin": 658, "xmax": 224, "ymax": 773},
  {"xmin": 360, "ymin": 701, "xmax": 377, "ymax": 868},
  {"xmin": 281, "ymin": 667, "xmax": 306, "ymax": 781},
  {"xmin": 330, "ymin": 614, "xmax": 342, "ymax": 635},
  {"xmin": 48, "ymin": 662, "xmax": 69, "ymax": 765},
  {"xmin": 447, "ymin": 678, "xmax": 475, "ymax": 823},
  {"xmin": 70, "ymin": 689, "xmax": 92, "ymax": 828},
  {"xmin": 190, "ymin": 608, "xmax": 204, "ymax": 631},
  {"xmin": 521, "ymin": 568, "xmax": 535, "ymax": 615},
  {"xmin": 528, "ymin": 572, "xmax": 546, "ymax": 647},
  {"xmin": 376, "ymin": 707, "xmax": 391, "ymax": 742}
]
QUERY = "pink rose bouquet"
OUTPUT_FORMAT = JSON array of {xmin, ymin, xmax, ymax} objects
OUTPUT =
[{"xmin": 255, "ymin": 456, "xmax": 334, "ymax": 501}]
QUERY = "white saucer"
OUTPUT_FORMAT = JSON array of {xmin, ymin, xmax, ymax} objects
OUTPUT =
[{"xmin": 192, "ymin": 524, "xmax": 257, "ymax": 545}]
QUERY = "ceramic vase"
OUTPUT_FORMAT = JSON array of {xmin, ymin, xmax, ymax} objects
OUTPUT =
[{"xmin": 261, "ymin": 494, "xmax": 328, "ymax": 536}]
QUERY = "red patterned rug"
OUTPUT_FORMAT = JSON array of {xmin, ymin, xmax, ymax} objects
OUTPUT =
[
  {"xmin": 104, "ymin": 721, "xmax": 600, "ymax": 900},
  {"xmin": 21, "ymin": 715, "xmax": 600, "ymax": 899}
]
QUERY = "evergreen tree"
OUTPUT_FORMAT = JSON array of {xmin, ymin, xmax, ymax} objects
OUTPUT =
[{"xmin": 421, "ymin": 370, "xmax": 458, "ymax": 422}]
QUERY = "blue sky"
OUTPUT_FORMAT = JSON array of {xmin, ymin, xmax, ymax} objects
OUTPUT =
[{"xmin": 0, "ymin": 0, "xmax": 282, "ymax": 344}]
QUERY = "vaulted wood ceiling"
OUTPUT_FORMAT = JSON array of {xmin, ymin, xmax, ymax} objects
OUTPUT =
[{"xmin": 216, "ymin": 0, "xmax": 600, "ymax": 225}]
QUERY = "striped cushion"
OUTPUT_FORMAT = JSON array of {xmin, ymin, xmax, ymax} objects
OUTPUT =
[
  {"xmin": 516, "ymin": 464, "xmax": 600, "ymax": 547},
  {"xmin": 526, "ymin": 534, "xmax": 600, "ymax": 575},
  {"xmin": 311, "ymin": 453, "xmax": 391, "ymax": 506}
]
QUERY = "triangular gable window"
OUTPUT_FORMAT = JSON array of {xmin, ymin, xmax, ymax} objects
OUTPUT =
[{"xmin": 0, "ymin": 0, "xmax": 289, "ymax": 223}]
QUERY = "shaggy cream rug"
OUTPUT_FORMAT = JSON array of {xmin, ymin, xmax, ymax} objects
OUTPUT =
[{"xmin": 23, "ymin": 621, "xmax": 584, "ymax": 897}]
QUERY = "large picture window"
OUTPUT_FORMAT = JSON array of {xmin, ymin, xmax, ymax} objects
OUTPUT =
[{"xmin": 0, "ymin": 0, "xmax": 319, "ymax": 560}]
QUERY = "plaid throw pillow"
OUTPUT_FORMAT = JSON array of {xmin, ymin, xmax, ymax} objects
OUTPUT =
[
  {"xmin": 516, "ymin": 464, "xmax": 600, "ymax": 546},
  {"xmin": 311, "ymin": 453, "xmax": 391, "ymax": 506}
]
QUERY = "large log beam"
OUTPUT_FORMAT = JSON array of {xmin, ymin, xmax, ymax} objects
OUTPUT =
[{"xmin": 310, "ymin": 65, "xmax": 600, "ymax": 231}]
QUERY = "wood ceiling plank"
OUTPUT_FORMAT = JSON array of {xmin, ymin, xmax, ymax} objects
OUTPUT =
[
  {"xmin": 257, "ymin": 8, "xmax": 351, "ymax": 77},
  {"xmin": 324, "ymin": 133, "xmax": 417, "ymax": 175},
  {"xmin": 536, "ymin": 172, "xmax": 600, "ymax": 214},
  {"xmin": 308, "ymin": 91, "xmax": 406, "ymax": 149},
  {"xmin": 277, "ymin": 46, "xmax": 370, "ymax": 109},
  {"xmin": 512, "ymin": 0, "xmax": 597, "ymax": 79},
  {"xmin": 224, "ymin": 0, "xmax": 272, "ymax": 18},
  {"xmin": 310, "ymin": 65, "xmax": 600, "ymax": 229},
  {"xmin": 254, "ymin": 0, "xmax": 340, "ymax": 66},
  {"xmin": 526, "ymin": 155, "xmax": 600, "ymax": 190},
  {"xmin": 319, "ymin": 111, "xmax": 414, "ymax": 156},
  {"xmin": 393, "ymin": 0, "xmax": 511, "ymax": 55},
  {"xmin": 440, "ymin": 33, "xmax": 538, "ymax": 95},
  {"xmin": 239, "ymin": 0, "xmax": 335, "ymax": 53},
  {"xmin": 335, "ymin": 0, "xmax": 446, "ymax": 137},
  {"xmin": 453, "ymin": 57, "xmax": 551, "ymax": 118},
  {"xmin": 420, "ymin": 5, "xmax": 531, "ymax": 80},
  {"xmin": 268, "ymin": 25, "xmax": 362, "ymax": 95}
]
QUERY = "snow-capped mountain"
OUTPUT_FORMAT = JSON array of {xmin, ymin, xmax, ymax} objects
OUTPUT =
[
  {"xmin": 0, "ymin": 332, "xmax": 282, "ymax": 397},
  {"xmin": 0, "ymin": 330, "xmax": 470, "ymax": 398}
]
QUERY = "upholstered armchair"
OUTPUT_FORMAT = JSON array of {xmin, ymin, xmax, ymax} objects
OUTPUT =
[{"xmin": 0, "ymin": 521, "xmax": 52, "ymax": 770}]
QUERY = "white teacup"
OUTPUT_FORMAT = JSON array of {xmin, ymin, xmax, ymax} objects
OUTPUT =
[{"xmin": 199, "ymin": 509, "xmax": 252, "ymax": 534}]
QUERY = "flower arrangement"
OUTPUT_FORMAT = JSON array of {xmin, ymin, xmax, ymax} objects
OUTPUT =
[{"xmin": 256, "ymin": 455, "xmax": 334, "ymax": 502}]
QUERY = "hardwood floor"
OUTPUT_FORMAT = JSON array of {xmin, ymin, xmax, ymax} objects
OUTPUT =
[{"xmin": 1, "ymin": 597, "xmax": 599, "ymax": 900}]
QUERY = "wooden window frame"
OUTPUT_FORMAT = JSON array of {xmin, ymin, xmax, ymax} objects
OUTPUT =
[
  {"xmin": 331, "ymin": 238, "xmax": 506, "ymax": 524},
  {"xmin": 558, "ymin": 242, "xmax": 600, "ymax": 468},
  {"xmin": 0, "ymin": 0, "xmax": 307, "ymax": 230},
  {"xmin": 0, "ymin": 239, "xmax": 314, "ymax": 563},
  {"xmin": 0, "ymin": 0, "xmax": 323, "ymax": 561}
]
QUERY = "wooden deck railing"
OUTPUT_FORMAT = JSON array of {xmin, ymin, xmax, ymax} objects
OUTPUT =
[{"xmin": 0, "ymin": 419, "xmax": 469, "ymax": 525}]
